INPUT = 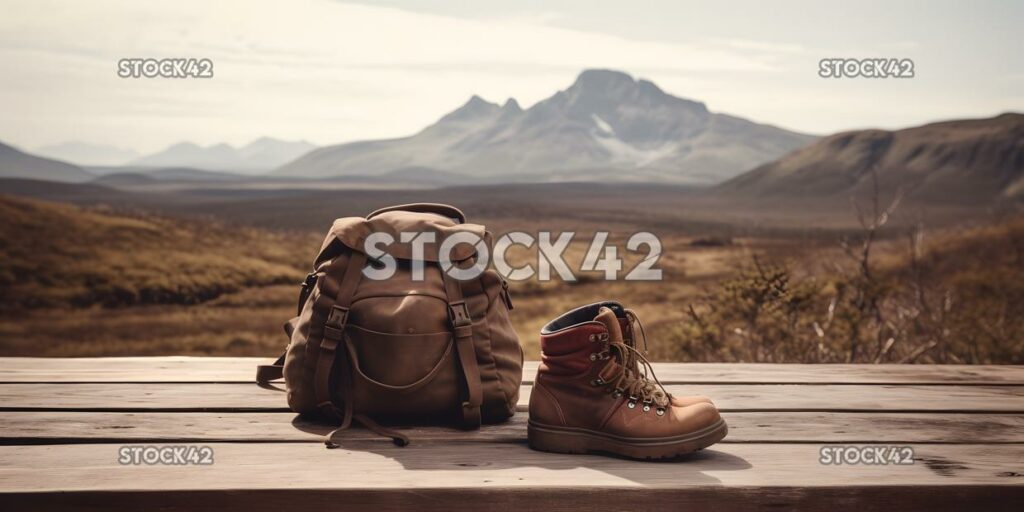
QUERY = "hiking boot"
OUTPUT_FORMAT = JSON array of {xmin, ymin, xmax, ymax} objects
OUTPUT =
[{"xmin": 528, "ymin": 301, "xmax": 727, "ymax": 459}]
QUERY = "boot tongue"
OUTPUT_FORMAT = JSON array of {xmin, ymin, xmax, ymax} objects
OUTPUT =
[
  {"xmin": 594, "ymin": 307, "xmax": 628, "ymax": 383},
  {"xmin": 594, "ymin": 307, "xmax": 624, "ymax": 343}
]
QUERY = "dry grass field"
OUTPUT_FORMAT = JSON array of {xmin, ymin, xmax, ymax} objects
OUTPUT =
[{"xmin": 0, "ymin": 186, "xmax": 1021, "ymax": 363}]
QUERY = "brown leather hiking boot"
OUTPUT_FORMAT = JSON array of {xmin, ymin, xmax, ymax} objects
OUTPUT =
[{"xmin": 528, "ymin": 301, "xmax": 727, "ymax": 459}]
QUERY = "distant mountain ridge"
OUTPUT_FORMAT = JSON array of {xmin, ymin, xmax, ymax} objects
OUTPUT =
[
  {"xmin": 716, "ymin": 113, "xmax": 1024, "ymax": 203},
  {"xmin": 35, "ymin": 141, "xmax": 140, "ymax": 166},
  {"xmin": 274, "ymin": 69, "xmax": 816, "ymax": 184},
  {"xmin": 94, "ymin": 167, "xmax": 250, "ymax": 185},
  {"xmin": 130, "ymin": 137, "xmax": 316, "ymax": 172},
  {"xmin": 0, "ymin": 142, "xmax": 92, "ymax": 183}
]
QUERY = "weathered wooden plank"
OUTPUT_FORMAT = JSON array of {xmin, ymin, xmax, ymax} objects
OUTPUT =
[
  {"xmin": 0, "ymin": 443, "xmax": 1020, "ymax": 494},
  {"xmin": 1, "ymin": 383, "xmax": 1022, "ymax": 412},
  {"xmin": 2, "ymin": 358, "xmax": 1019, "ymax": 511},
  {"xmin": 3, "ymin": 357, "xmax": 1023, "ymax": 385},
  {"xmin": 0, "ymin": 357, "xmax": 263, "ymax": 383},
  {"xmin": 4, "ymin": 487, "xmax": 1022, "ymax": 512},
  {"xmin": 1, "ymin": 411, "xmax": 1022, "ymax": 445}
]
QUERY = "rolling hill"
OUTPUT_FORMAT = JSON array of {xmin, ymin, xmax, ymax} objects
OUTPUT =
[
  {"xmin": 274, "ymin": 69, "xmax": 815, "ymax": 184},
  {"xmin": 0, "ymin": 142, "xmax": 93, "ymax": 183},
  {"xmin": 717, "ymin": 113, "xmax": 1024, "ymax": 204},
  {"xmin": 0, "ymin": 194, "xmax": 308, "ymax": 308}
]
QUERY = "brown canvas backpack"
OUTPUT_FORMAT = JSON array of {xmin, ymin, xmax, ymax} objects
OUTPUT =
[{"xmin": 256, "ymin": 203, "xmax": 523, "ymax": 446}]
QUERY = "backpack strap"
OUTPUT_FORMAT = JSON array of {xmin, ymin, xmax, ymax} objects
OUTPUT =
[
  {"xmin": 256, "ymin": 353, "xmax": 285, "ymax": 384},
  {"xmin": 314, "ymin": 250, "xmax": 367, "ymax": 422},
  {"xmin": 366, "ymin": 203, "xmax": 466, "ymax": 224},
  {"xmin": 314, "ymin": 250, "xmax": 410, "ymax": 448},
  {"xmin": 442, "ymin": 269, "xmax": 483, "ymax": 430}
]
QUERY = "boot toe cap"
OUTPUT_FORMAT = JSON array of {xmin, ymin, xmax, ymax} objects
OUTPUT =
[
  {"xmin": 675, "ymin": 401, "xmax": 723, "ymax": 431},
  {"xmin": 671, "ymin": 394, "xmax": 715, "ymax": 408}
]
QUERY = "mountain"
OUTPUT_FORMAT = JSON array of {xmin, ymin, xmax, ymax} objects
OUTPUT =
[
  {"xmin": 130, "ymin": 142, "xmax": 235, "ymax": 169},
  {"xmin": 34, "ymin": 141, "xmax": 139, "ymax": 166},
  {"xmin": 274, "ymin": 69, "xmax": 815, "ymax": 184},
  {"xmin": 716, "ymin": 113, "xmax": 1024, "ymax": 204},
  {"xmin": 236, "ymin": 137, "xmax": 317, "ymax": 170},
  {"xmin": 130, "ymin": 137, "xmax": 316, "ymax": 172},
  {"xmin": 0, "ymin": 141, "xmax": 93, "ymax": 183}
]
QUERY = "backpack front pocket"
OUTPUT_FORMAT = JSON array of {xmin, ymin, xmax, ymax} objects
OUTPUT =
[{"xmin": 341, "ymin": 324, "xmax": 460, "ymax": 417}]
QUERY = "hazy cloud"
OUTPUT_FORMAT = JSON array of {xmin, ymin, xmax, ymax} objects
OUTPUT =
[{"xmin": 0, "ymin": 0, "xmax": 1019, "ymax": 152}]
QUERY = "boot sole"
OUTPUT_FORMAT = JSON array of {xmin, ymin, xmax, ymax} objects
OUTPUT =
[{"xmin": 527, "ymin": 418, "xmax": 728, "ymax": 460}]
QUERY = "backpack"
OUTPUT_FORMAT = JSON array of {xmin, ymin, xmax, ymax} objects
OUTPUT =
[{"xmin": 256, "ymin": 203, "xmax": 523, "ymax": 446}]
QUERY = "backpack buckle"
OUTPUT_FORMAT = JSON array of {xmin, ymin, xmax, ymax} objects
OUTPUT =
[
  {"xmin": 295, "ymin": 272, "xmax": 319, "ymax": 315},
  {"xmin": 326, "ymin": 306, "xmax": 349, "ymax": 329},
  {"xmin": 301, "ymin": 272, "xmax": 318, "ymax": 289},
  {"xmin": 448, "ymin": 301, "xmax": 471, "ymax": 328},
  {"xmin": 500, "ymin": 279, "xmax": 514, "ymax": 310}
]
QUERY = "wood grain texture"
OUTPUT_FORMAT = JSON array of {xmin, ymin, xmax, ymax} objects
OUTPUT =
[
  {"xmin": 2, "ymin": 383, "xmax": 1022, "ymax": 412},
  {"xmin": 2, "ymin": 411, "xmax": 1023, "ymax": 444},
  {"xmin": 3, "ymin": 358, "xmax": 1023, "ymax": 385},
  {"xmin": 2, "ymin": 357, "xmax": 1022, "ymax": 511},
  {"xmin": 1, "ymin": 443, "xmax": 1021, "ymax": 492}
]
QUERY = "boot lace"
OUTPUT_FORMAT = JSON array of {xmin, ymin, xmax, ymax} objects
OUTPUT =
[{"xmin": 594, "ymin": 309, "xmax": 671, "ymax": 412}]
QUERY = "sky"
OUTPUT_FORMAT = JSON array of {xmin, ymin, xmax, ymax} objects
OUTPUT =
[{"xmin": 1, "ymin": 0, "xmax": 1021, "ymax": 154}]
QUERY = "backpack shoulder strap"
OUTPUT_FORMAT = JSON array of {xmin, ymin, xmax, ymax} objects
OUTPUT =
[
  {"xmin": 314, "ymin": 251, "xmax": 367, "ymax": 420},
  {"xmin": 442, "ymin": 269, "xmax": 483, "ymax": 429}
]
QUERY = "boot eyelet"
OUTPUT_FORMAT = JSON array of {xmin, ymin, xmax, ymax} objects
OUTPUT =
[
  {"xmin": 611, "ymin": 390, "xmax": 623, "ymax": 398},
  {"xmin": 590, "ymin": 378, "xmax": 605, "ymax": 386},
  {"xmin": 589, "ymin": 353, "xmax": 597, "ymax": 361},
  {"xmin": 656, "ymin": 408, "xmax": 666, "ymax": 416},
  {"xmin": 627, "ymin": 401, "xmax": 637, "ymax": 409},
  {"xmin": 642, "ymin": 404, "xmax": 651, "ymax": 412},
  {"xmin": 588, "ymin": 334, "xmax": 597, "ymax": 342}
]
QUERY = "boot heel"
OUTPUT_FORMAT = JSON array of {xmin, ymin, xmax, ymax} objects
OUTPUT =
[{"xmin": 527, "ymin": 422, "xmax": 590, "ymax": 454}]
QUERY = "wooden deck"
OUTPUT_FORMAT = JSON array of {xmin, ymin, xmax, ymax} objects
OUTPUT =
[{"xmin": 0, "ymin": 358, "xmax": 1022, "ymax": 511}]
